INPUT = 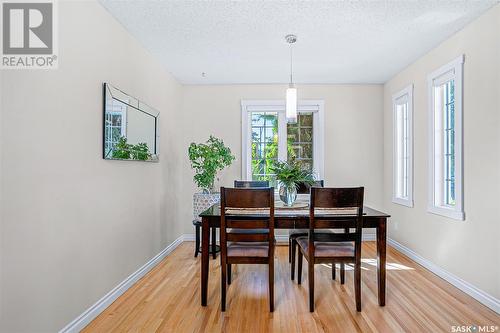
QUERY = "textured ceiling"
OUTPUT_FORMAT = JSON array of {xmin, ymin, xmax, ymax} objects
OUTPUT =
[{"xmin": 99, "ymin": 0, "xmax": 498, "ymax": 84}]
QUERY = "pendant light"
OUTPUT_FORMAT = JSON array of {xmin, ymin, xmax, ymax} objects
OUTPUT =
[{"xmin": 285, "ymin": 34, "xmax": 298, "ymax": 123}]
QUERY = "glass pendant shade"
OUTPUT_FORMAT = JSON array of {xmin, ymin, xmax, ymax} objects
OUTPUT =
[{"xmin": 286, "ymin": 85, "xmax": 297, "ymax": 123}]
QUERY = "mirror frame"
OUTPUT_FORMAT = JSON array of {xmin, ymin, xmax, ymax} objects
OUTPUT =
[{"xmin": 102, "ymin": 83, "xmax": 160, "ymax": 162}]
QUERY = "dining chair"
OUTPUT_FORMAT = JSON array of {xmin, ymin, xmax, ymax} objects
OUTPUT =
[
  {"xmin": 288, "ymin": 180, "xmax": 324, "ymax": 265},
  {"xmin": 294, "ymin": 187, "xmax": 364, "ymax": 312},
  {"xmin": 234, "ymin": 180, "xmax": 270, "ymax": 188},
  {"xmin": 220, "ymin": 187, "xmax": 275, "ymax": 312}
]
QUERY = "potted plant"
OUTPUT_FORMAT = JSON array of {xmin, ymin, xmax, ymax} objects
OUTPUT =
[
  {"xmin": 188, "ymin": 136, "xmax": 235, "ymax": 220},
  {"xmin": 271, "ymin": 160, "xmax": 315, "ymax": 206}
]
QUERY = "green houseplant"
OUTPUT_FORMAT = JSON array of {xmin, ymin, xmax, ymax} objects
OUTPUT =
[
  {"xmin": 271, "ymin": 160, "xmax": 315, "ymax": 206},
  {"xmin": 112, "ymin": 137, "xmax": 131, "ymax": 159},
  {"xmin": 188, "ymin": 135, "xmax": 235, "ymax": 193},
  {"xmin": 188, "ymin": 136, "xmax": 235, "ymax": 221},
  {"xmin": 112, "ymin": 137, "xmax": 152, "ymax": 161}
]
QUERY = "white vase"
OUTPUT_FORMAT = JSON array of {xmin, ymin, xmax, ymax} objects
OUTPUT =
[{"xmin": 193, "ymin": 192, "xmax": 220, "ymax": 222}]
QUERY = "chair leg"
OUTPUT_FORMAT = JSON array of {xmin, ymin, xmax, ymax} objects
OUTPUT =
[
  {"xmin": 297, "ymin": 250, "xmax": 303, "ymax": 285},
  {"xmin": 227, "ymin": 264, "xmax": 232, "ymax": 285},
  {"xmin": 308, "ymin": 260, "xmax": 315, "ymax": 312},
  {"xmin": 194, "ymin": 224, "xmax": 200, "ymax": 257},
  {"xmin": 332, "ymin": 262, "xmax": 336, "ymax": 280},
  {"xmin": 340, "ymin": 263, "xmax": 345, "ymax": 285},
  {"xmin": 221, "ymin": 259, "xmax": 227, "ymax": 312},
  {"xmin": 355, "ymin": 262, "xmax": 361, "ymax": 311},
  {"xmin": 291, "ymin": 239, "xmax": 297, "ymax": 280},
  {"xmin": 211, "ymin": 227, "xmax": 217, "ymax": 259},
  {"xmin": 288, "ymin": 237, "xmax": 292, "ymax": 263},
  {"xmin": 269, "ymin": 258, "xmax": 274, "ymax": 312}
]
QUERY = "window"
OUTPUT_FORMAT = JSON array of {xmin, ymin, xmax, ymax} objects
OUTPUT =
[
  {"xmin": 250, "ymin": 112, "xmax": 279, "ymax": 186},
  {"xmin": 104, "ymin": 98, "xmax": 127, "ymax": 158},
  {"xmin": 392, "ymin": 85, "xmax": 413, "ymax": 207},
  {"xmin": 241, "ymin": 100, "xmax": 324, "ymax": 188},
  {"xmin": 428, "ymin": 55, "xmax": 464, "ymax": 220},
  {"xmin": 287, "ymin": 113, "xmax": 314, "ymax": 171}
]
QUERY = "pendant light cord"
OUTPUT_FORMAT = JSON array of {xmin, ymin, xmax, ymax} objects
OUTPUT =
[{"xmin": 289, "ymin": 43, "xmax": 293, "ymax": 85}]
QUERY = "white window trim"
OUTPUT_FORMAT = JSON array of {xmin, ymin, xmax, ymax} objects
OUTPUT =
[
  {"xmin": 241, "ymin": 99, "xmax": 325, "ymax": 181},
  {"xmin": 427, "ymin": 55, "xmax": 465, "ymax": 220},
  {"xmin": 392, "ymin": 84, "xmax": 414, "ymax": 207}
]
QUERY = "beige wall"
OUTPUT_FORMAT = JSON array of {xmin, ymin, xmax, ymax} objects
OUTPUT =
[
  {"xmin": 2, "ymin": 1, "xmax": 497, "ymax": 331},
  {"xmin": 179, "ymin": 84, "xmax": 384, "ymax": 235},
  {"xmin": 0, "ymin": 1, "xmax": 182, "ymax": 332},
  {"xmin": 383, "ymin": 5, "xmax": 500, "ymax": 298}
]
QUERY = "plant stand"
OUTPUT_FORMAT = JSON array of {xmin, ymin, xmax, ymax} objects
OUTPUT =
[{"xmin": 193, "ymin": 192, "xmax": 221, "ymax": 258}]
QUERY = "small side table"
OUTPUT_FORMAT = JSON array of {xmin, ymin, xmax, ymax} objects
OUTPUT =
[{"xmin": 192, "ymin": 220, "xmax": 220, "ymax": 259}]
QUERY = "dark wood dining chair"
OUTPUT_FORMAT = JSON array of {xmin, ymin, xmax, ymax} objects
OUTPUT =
[
  {"xmin": 220, "ymin": 187, "xmax": 275, "ymax": 312},
  {"xmin": 294, "ymin": 187, "xmax": 364, "ymax": 312},
  {"xmin": 289, "ymin": 180, "xmax": 324, "ymax": 264},
  {"xmin": 234, "ymin": 180, "xmax": 270, "ymax": 188}
]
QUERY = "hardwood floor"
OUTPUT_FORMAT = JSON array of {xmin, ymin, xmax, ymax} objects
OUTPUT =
[{"xmin": 83, "ymin": 242, "xmax": 499, "ymax": 333}]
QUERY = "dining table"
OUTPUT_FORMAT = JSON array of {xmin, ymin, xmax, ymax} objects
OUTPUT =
[{"xmin": 198, "ymin": 203, "xmax": 391, "ymax": 307}]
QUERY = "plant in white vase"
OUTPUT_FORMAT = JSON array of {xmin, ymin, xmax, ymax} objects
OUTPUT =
[{"xmin": 188, "ymin": 136, "xmax": 235, "ymax": 221}]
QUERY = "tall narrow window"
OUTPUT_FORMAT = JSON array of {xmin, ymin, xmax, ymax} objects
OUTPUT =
[
  {"xmin": 241, "ymin": 100, "xmax": 324, "ymax": 188},
  {"xmin": 428, "ymin": 55, "xmax": 464, "ymax": 220},
  {"xmin": 392, "ymin": 85, "xmax": 413, "ymax": 207}
]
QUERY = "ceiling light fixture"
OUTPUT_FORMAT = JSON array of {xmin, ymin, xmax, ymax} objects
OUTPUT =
[{"xmin": 285, "ymin": 34, "xmax": 298, "ymax": 124}]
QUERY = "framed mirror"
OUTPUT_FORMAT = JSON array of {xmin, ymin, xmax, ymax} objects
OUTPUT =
[{"xmin": 102, "ymin": 83, "xmax": 159, "ymax": 162}]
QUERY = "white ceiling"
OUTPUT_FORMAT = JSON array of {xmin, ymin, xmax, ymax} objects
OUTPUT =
[{"xmin": 99, "ymin": 0, "xmax": 498, "ymax": 84}]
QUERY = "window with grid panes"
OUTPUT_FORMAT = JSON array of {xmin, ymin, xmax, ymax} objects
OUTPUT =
[
  {"xmin": 241, "ymin": 101, "xmax": 324, "ymax": 188},
  {"xmin": 287, "ymin": 113, "xmax": 314, "ymax": 172},
  {"xmin": 428, "ymin": 56, "xmax": 464, "ymax": 220}
]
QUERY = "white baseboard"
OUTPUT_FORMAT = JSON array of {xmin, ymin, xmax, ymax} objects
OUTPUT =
[
  {"xmin": 59, "ymin": 234, "xmax": 187, "ymax": 333},
  {"xmin": 388, "ymin": 238, "xmax": 500, "ymax": 314}
]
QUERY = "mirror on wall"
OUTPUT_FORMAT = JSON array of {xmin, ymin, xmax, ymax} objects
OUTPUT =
[{"xmin": 103, "ymin": 83, "xmax": 159, "ymax": 162}]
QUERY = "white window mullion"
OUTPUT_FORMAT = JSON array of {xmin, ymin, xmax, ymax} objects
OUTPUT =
[{"xmin": 277, "ymin": 111, "xmax": 287, "ymax": 162}]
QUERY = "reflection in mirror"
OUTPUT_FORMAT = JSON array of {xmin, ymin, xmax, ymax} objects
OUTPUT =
[{"xmin": 103, "ymin": 83, "xmax": 159, "ymax": 161}]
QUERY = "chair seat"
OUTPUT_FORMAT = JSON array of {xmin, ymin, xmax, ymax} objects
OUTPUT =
[
  {"xmin": 296, "ymin": 237, "xmax": 355, "ymax": 258},
  {"xmin": 227, "ymin": 242, "xmax": 270, "ymax": 257}
]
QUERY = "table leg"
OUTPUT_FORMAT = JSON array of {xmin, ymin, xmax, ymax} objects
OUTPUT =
[
  {"xmin": 211, "ymin": 227, "xmax": 217, "ymax": 259},
  {"xmin": 376, "ymin": 220, "xmax": 387, "ymax": 306},
  {"xmin": 201, "ymin": 217, "xmax": 210, "ymax": 306}
]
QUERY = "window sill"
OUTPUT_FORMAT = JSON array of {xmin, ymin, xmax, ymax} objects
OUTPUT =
[
  {"xmin": 427, "ymin": 205, "xmax": 465, "ymax": 221},
  {"xmin": 392, "ymin": 197, "xmax": 413, "ymax": 208}
]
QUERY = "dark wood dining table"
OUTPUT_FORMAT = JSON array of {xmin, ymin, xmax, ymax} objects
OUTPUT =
[{"xmin": 199, "ymin": 204, "xmax": 390, "ymax": 307}]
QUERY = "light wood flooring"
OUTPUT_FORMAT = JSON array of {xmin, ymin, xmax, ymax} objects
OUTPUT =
[{"xmin": 83, "ymin": 242, "xmax": 499, "ymax": 332}]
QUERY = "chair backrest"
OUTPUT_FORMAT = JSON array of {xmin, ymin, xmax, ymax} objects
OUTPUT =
[
  {"xmin": 296, "ymin": 180, "xmax": 324, "ymax": 194},
  {"xmin": 234, "ymin": 180, "xmax": 270, "ymax": 188},
  {"xmin": 309, "ymin": 187, "xmax": 364, "ymax": 257},
  {"xmin": 220, "ymin": 187, "xmax": 275, "ymax": 249}
]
